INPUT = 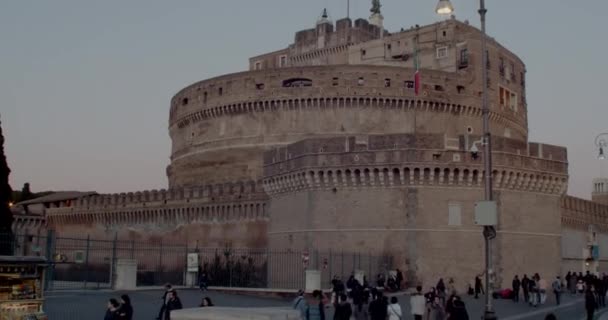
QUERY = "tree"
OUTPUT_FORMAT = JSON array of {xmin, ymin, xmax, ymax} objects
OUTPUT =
[
  {"xmin": 20, "ymin": 183, "xmax": 33, "ymax": 202},
  {"xmin": 0, "ymin": 117, "xmax": 14, "ymax": 255}
]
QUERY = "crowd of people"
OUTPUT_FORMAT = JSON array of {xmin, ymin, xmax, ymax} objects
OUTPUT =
[{"xmin": 292, "ymin": 273, "xmax": 469, "ymax": 320}]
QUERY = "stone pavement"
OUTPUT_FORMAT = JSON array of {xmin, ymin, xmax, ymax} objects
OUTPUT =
[{"xmin": 44, "ymin": 288, "xmax": 595, "ymax": 320}]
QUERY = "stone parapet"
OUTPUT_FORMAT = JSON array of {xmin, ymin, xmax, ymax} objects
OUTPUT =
[
  {"xmin": 562, "ymin": 195, "xmax": 608, "ymax": 232},
  {"xmin": 262, "ymin": 134, "xmax": 568, "ymax": 195}
]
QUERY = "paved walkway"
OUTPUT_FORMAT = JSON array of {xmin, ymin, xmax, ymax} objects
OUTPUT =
[{"xmin": 44, "ymin": 289, "xmax": 595, "ymax": 320}]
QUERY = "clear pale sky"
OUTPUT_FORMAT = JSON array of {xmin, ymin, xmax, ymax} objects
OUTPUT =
[{"xmin": 1, "ymin": 0, "xmax": 607, "ymax": 198}]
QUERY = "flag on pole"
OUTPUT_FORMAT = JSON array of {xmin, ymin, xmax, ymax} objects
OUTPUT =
[{"xmin": 414, "ymin": 37, "xmax": 420, "ymax": 95}]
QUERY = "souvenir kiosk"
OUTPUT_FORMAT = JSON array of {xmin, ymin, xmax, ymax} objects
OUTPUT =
[{"xmin": 0, "ymin": 256, "xmax": 47, "ymax": 320}]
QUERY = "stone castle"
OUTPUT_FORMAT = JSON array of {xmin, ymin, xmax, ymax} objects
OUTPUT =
[{"xmin": 12, "ymin": 5, "xmax": 608, "ymax": 289}]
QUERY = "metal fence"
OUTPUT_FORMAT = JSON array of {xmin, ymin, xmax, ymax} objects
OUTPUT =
[{"xmin": 1, "ymin": 232, "xmax": 393, "ymax": 291}]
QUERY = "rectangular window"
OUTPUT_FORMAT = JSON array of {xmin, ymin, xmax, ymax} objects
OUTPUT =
[
  {"xmin": 499, "ymin": 87, "xmax": 505, "ymax": 106},
  {"xmin": 332, "ymin": 77, "xmax": 339, "ymax": 86},
  {"xmin": 404, "ymin": 81, "xmax": 414, "ymax": 89},
  {"xmin": 448, "ymin": 203, "xmax": 462, "ymax": 226},
  {"xmin": 436, "ymin": 46, "xmax": 448, "ymax": 59},
  {"xmin": 459, "ymin": 48, "xmax": 469, "ymax": 69},
  {"xmin": 510, "ymin": 92, "xmax": 517, "ymax": 111},
  {"xmin": 279, "ymin": 55, "xmax": 287, "ymax": 67},
  {"xmin": 499, "ymin": 57, "xmax": 505, "ymax": 77},
  {"xmin": 486, "ymin": 50, "xmax": 491, "ymax": 69},
  {"xmin": 510, "ymin": 62, "xmax": 516, "ymax": 82},
  {"xmin": 384, "ymin": 78, "xmax": 391, "ymax": 87},
  {"xmin": 254, "ymin": 61, "xmax": 262, "ymax": 70}
]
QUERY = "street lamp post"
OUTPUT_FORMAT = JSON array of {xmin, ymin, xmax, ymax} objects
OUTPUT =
[
  {"xmin": 596, "ymin": 133, "xmax": 608, "ymax": 160},
  {"xmin": 436, "ymin": 1, "xmax": 497, "ymax": 319}
]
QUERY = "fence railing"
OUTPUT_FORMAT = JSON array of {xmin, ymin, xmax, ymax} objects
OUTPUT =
[{"xmin": 0, "ymin": 232, "xmax": 393, "ymax": 291}]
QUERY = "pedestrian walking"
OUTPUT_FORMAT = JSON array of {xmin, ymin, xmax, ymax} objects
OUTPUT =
[
  {"xmin": 538, "ymin": 274, "xmax": 548, "ymax": 305},
  {"xmin": 199, "ymin": 270, "xmax": 209, "ymax": 291},
  {"xmin": 306, "ymin": 290, "xmax": 326, "ymax": 320},
  {"xmin": 410, "ymin": 286, "xmax": 425, "ymax": 320},
  {"xmin": 292, "ymin": 290, "xmax": 307, "ymax": 319},
  {"xmin": 586, "ymin": 285, "xmax": 598, "ymax": 320},
  {"xmin": 447, "ymin": 278, "xmax": 456, "ymax": 297},
  {"xmin": 552, "ymin": 276, "xmax": 562, "ymax": 305},
  {"xmin": 522, "ymin": 274, "xmax": 530, "ymax": 303},
  {"xmin": 164, "ymin": 290, "xmax": 183, "ymax": 320},
  {"xmin": 596, "ymin": 276, "xmax": 606, "ymax": 308},
  {"xmin": 448, "ymin": 296, "xmax": 469, "ymax": 320},
  {"xmin": 474, "ymin": 276, "xmax": 484, "ymax": 299},
  {"xmin": 117, "ymin": 294, "xmax": 133, "ymax": 320},
  {"xmin": 156, "ymin": 283, "xmax": 173, "ymax": 320},
  {"xmin": 105, "ymin": 299, "xmax": 120, "ymax": 320},
  {"xmin": 437, "ymin": 278, "xmax": 446, "ymax": 305},
  {"xmin": 334, "ymin": 294, "xmax": 352, "ymax": 320},
  {"xmin": 429, "ymin": 296, "xmax": 445, "ymax": 320},
  {"xmin": 353, "ymin": 295, "xmax": 369, "ymax": 320},
  {"xmin": 386, "ymin": 297, "xmax": 402, "ymax": 320},
  {"xmin": 577, "ymin": 279, "xmax": 585, "ymax": 294},
  {"xmin": 395, "ymin": 269, "xmax": 404, "ymax": 291},
  {"xmin": 571, "ymin": 272, "xmax": 578, "ymax": 294},
  {"xmin": 512, "ymin": 275, "xmax": 521, "ymax": 302}
]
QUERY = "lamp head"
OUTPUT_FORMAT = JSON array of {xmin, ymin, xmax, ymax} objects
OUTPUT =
[
  {"xmin": 600, "ymin": 146, "xmax": 606, "ymax": 160},
  {"xmin": 435, "ymin": 0, "xmax": 455, "ymax": 15}
]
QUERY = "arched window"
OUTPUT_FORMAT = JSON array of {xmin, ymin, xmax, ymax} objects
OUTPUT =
[{"xmin": 282, "ymin": 78, "xmax": 313, "ymax": 88}]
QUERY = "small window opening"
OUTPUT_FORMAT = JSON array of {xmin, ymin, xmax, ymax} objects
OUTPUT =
[
  {"xmin": 182, "ymin": 98, "xmax": 189, "ymax": 106},
  {"xmin": 332, "ymin": 77, "xmax": 339, "ymax": 86},
  {"xmin": 387, "ymin": 44, "xmax": 392, "ymax": 50},
  {"xmin": 434, "ymin": 85, "xmax": 444, "ymax": 92},
  {"xmin": 358, "ymin": 77, "xmax": 365, "ymax": 86},
  {"xmin": 203, "ymin": 92, "xmax": 208, "ymax": 103},
  {"xmin": 361, "ymin": 49, "xmax": 366, "ymax": 56},
  {"xmin": 404, "ymin": 81, "xmax": 414, "ymax": 89},
  {"xmin": 219, "ymin": 87, "xmax": 223, "ymax": 96},
  {"xmin": 442, "ymin": 30, "xmax": 447, "ymax": 37},
  {"xmin": 457, "ymin": 85, "xmax": 465, "ymax": 93},
  {"xmin": 384, "ymin": 78, "xmax": 391, "ymax": 87},
  {"xmin": 256, "ymin": 83, "xmax": 265, "ymax": 90}
]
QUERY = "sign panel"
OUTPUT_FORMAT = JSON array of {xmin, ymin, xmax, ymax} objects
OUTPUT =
[{"xmin": 187, "ymin": 253, "xmax": 199, "ymax": 272}]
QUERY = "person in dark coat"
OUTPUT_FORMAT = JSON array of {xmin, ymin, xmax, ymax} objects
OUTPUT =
[
  {"xmin": 164, "ymin": 290, "xmax": 183, "ymax": 320},
  {"xmin": 368, "ymin": 292, "xmax": 387, "ymax": 320},
  {"xmin": 436, "ymin": 278, "xmax": 446, "ymax": 305},
  {"xmin": 395, "ymin": 269, "xmax": 404, "ymax": 290},
  {"xmin": 117, "ymin": 294, "xmax": 133, "ymax": 320},
  {"xmin": 448, "ymin": 297, "xmax": 469, "ymax": 320},
  {"xmin": 334, "ymin": 294, "xmax": 353, "ymax": 320},
  {"xmin": 521, "ymin": 275, "xmax": 530, "ymax": 303},
  {"xmin": 474, "ymin": 276, "xmax": 484, "ymax": 299},
  {"xmin": 105, "ymin": 299, "xmax": 120, "ymax": 320},
  {"xmin": 156, "ymin": 283, "xmax": 173, "ymax": 320},
  {"xmin": 512, "ymin": 275, "xmax": 521, "ymax": 302},
  {"xmin": 199, "ymin": 270, "xmax": 209, "ymax": 291},
  {"xmin": 586, "ymin": 285, "xmax": 598, "ymax": 320}
]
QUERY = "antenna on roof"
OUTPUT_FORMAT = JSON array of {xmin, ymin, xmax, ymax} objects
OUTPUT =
[{"xmin": 347, "ymin": 0, "xmax": 350, "ymax": 19}]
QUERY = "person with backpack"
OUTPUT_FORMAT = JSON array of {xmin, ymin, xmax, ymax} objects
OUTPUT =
[
  {"xmin": 387, "ymin": 296, "xmax": 402, "ymax": 320},
  {"xmin": 552, "ymin": 276, "xmax": 562, "ymax": 305},
  {"xmin": 292, "ymin": 290, "xmax": 307, "ymax": 319}
]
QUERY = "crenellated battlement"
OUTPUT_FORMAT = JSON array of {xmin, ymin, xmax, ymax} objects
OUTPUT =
[
  {"xmin": 562, "ymin": 195, "xmax": 608, "ymax": 232},
  {"xmin": 50, "ymin": 179, "xmax": 264, "ymax": 210},
  {"xmin": 262, "ymin": 134, "xmax": 568, "ymax": 195}
]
